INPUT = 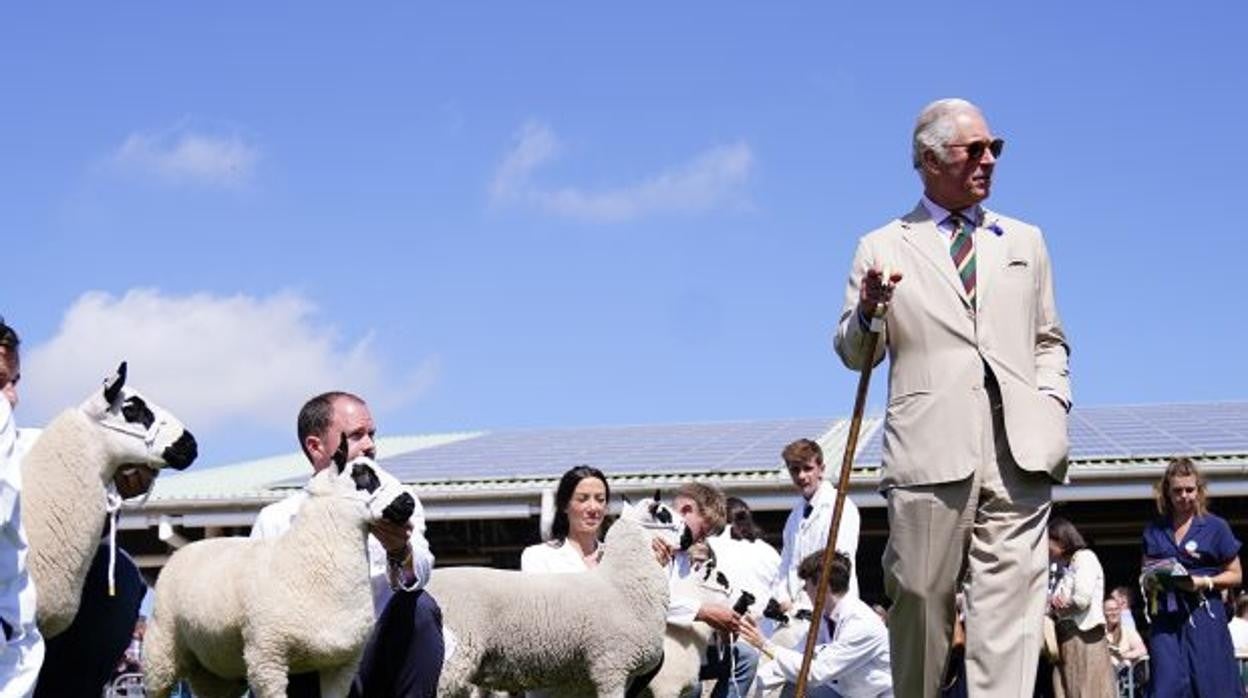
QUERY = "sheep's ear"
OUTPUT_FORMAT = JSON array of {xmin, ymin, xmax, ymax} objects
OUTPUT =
[
  {"xmin": 332, "ymin": 433, "xmax": 350, "ymax": 473},
  {"xmin": 620, "ymin": 493, "xmax": 632, "ymax": 505},
  {"xmin": 652, "ymin": 488, "xmax": 661, "ymax": 504},
  {"xmin": 103, "ymin": 362, "xmax": 128, "ymax": 405}
]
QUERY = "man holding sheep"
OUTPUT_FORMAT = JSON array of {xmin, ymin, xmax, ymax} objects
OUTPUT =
[
  {"xmin": 251, "ymin": 391, "xmax": 443, "ymax": 698},
  {"xmin": 0, "ymin": 317, "xmax": 44, "ymax": 698}
]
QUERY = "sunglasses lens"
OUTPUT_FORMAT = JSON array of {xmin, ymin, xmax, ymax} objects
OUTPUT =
[
  {"xmin": 966, "ymin": 142, "xmax": 985, "ymax": 159},
  {"xmin": 989, "ymin": 138, "xmax": 1004, "ymax": 157}
]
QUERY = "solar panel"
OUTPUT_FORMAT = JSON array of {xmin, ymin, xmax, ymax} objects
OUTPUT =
[
  {"xmin": 373, "ymin": 417, "xmax": 842, "ymax": 483},
  {"xmin": 265, "ymin": 403, "xmax": 1248, "ymax": 488}
]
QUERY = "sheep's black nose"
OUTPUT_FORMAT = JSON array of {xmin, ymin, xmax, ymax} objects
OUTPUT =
[
  {"xmin": 162, "ymin": 431, "xmax": 198, "ymax": 470},
  {"xmin": 383, "ymin": 492, "xmax": 415, "ymax": 524}
]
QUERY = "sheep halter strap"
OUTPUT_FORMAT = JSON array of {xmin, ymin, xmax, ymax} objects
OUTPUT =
[
  {"xmin": 104, "ymin": 487, "xmax": 122, "ymax": 596},
  {"xmin": 101, "ymin": 477, "xmax": 155, "ymax": 597}
]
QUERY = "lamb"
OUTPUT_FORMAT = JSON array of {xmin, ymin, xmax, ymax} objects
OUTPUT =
[
  {"xmin": 20, "ymin": 361, "xmax": 198, "ymax": 637},
  {"xmin": 142, "ymin": 443, "xmax": 416, "ymax": 698},
  {"xmin": 639, "ymin": 556, "xmax": 735, "ymax": 698},
  {"xmin": 429, "ymin": 497, "xmax": 690, "ymax": 698}
]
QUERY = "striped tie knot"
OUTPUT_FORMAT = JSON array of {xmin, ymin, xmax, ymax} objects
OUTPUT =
[{"xmin": 948, "ymin": 214, "xmax": 976, "ymax": 308}]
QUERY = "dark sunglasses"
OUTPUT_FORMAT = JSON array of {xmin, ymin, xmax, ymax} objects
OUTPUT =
[{"xmin": 949, "ymin": 138, "xmax": 1004, "ymax": 160}]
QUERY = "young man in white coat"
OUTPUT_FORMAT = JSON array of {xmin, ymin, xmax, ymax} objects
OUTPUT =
[
  {"xmin": 771, "ymin": 439, "xmax": 861, "ymax": 613},
  {"xmin": 0, "ymin": 318, "xmax": 43, "ymax": 698},
  {"xmin": 740, "ymin": 551, "xmax": 892, "ymax": 697}
]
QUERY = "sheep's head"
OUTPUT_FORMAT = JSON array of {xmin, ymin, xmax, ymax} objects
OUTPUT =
[
  {"xmin": 618, "ymin": 492, "xmax": 694, "ymax": 552},
  {"xmin": 78, "ymin": 362, "xmax": 198, "ymax": 494},
  {"xmin": 307, "ymin": 434, "xmax": 415, "ymax": 527}
]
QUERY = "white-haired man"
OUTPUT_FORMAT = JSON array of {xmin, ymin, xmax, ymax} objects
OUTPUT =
[{"xmin": 833, "ymin": 98, "xmax": 1071, "ymax": 696}]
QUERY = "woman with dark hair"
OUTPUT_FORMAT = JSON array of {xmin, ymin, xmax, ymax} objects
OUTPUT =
[
  {"xmin": 518, "ymin": 466, "xmax": 609, "ymax": 698},
  {"xmin": 1141, "ymin": 457, "xmax": 1241, "ymax": 697},
  {"xmin": 1046, "ymin": 516, "xmax": 1114, "ymax": 697},
  {"xmin": 521, "ymin": 464, "xmax": 609, "ymax": 573}
]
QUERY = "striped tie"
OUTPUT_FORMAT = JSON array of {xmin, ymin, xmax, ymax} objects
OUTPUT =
[{"xmin": 949, "ymin": 214, "xmax": 976, "ymax": 309}]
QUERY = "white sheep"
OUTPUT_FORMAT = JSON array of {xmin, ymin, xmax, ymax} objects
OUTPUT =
[
  {"xmin": 430, "ymin": 498, "xmax": 688, "ymax": 698},
  {"xmin": 20, "ymin": 361, "xmax": 198, "ymax": 637},
  {"xmin": 640, "ymin": 557, "xmax": 734, "ymax": 698},
  {"xmin": 142, "ymin": 447, "xmax": 416, "ymax": 698}
]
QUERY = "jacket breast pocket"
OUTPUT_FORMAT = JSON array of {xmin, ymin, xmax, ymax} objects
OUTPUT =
[{"xmin": 1004, "ymin": 258, "xmax": 1031, "ymax": 274}]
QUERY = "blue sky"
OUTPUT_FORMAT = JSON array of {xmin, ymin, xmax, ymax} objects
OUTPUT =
[{"xmin": 3, "ymin": 3, "xmax": 1245, "ymax": 467}]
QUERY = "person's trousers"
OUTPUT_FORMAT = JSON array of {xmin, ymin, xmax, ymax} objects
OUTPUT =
[
  {"xmin": 353, "ymin": 589, "xmax": 444, "ymax": 698},
  {"xmin": 35, "ymin": 544, "xmax": 145, "ymax": 698},
  {"xmin": 699, "ymin": 639, "xmax": 760, "ymax": 698},
  {"xmin": 284, "ymin": 589, "xmax": 444, "ymax": 698},
  {"xmin": 882, "ymin": 373, "xmax": 1052, "ymax": 698}
]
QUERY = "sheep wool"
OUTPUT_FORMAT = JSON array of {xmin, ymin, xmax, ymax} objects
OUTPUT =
[
  {"xmin": 430, "ymin": 507, "xmax": 671, "ymax": 698},
  {"xmin": 20, "ymin": 364, "xmax": 198, "ymax": 638},
  {"xmin": 142, "ymin": 456, "xmax": 414, "ymax": 698}
]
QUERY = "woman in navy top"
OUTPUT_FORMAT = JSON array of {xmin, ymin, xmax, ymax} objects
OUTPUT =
[{"xmin": 1141, "ymin": 457, "xmax": 1242, "ymax": 697}]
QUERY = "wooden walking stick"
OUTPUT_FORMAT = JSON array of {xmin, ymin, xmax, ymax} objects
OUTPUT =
[{"xmin": 794, "ymin": 286, "xmax": 891, "ymax": 698}]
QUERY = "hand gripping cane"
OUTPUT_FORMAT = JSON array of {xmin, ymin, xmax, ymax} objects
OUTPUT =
[{"xmin": 794, "ymin": 280, "xmax": 891, "ymax": 698}]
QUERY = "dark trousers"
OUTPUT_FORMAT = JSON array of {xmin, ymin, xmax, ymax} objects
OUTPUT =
[
  {"xmin": 284, "ymin": 589, "xmax": 444, "ymax": 698},
  {"xmin": 35, "ymin": 544, "xmax": 146, "ymax": 698}
]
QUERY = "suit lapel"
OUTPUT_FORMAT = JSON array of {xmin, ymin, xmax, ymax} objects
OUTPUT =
[
  {"xmin": 975, "ymin": 208, "xmax": 1004, "ymax": 313},
  {"xmin": 899, "ymin": 204, "xmax": 970, "ymax": 307}
]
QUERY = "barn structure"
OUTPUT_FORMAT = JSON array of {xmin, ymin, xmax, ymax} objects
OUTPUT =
[{"xmin": 119, "ymin": 401, "xmax": 1248, "ymax": 605}]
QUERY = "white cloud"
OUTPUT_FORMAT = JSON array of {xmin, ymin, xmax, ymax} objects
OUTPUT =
[
  {"xmin": 22, "ymin": 290, "xmax": 437, "ymax": 436},
  {"xmin": 110, "ymin": 127, "xmax": 259, "ymax": 187},
  {"xmin": 490, "ymin": 120, "xmax": 753, "ymax": 223}
]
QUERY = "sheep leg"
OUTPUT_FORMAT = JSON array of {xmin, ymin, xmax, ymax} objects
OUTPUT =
[
  {"xmin": 318, "ymin": 663, "xmax": 358, "ymax": 698},
  {"xmin": 141, "ymin": 619, "xmax": 178, "ymax": 698},
  {"xmin": 245, "ymin": 643, "xmax": 290, "ymax": 698},
  {"xmin": 184, "ymin": 667, "xmax": 248, "ymax": 698},
  {"xmin": 594, "ymin": 676, "xmax": 628, "ymax": 698},
  {"xmin": 436, "ymin": 652, "xmax": 476, "ymax": 698}
]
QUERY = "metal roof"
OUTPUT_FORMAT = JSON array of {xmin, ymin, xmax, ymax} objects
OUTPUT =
[
  {"xmin": 148, "ymin": 432, "xmax": 483, "ymax": 501},
  {"xmin": 146, "ymin": 401, "xmax": 1248, "ymax": 505},
  {"xmin": 271, "ymin": 416, "xmax": 855, "ymax": 487}
]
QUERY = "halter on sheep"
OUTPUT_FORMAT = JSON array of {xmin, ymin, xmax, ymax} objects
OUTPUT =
[
  {"xmin": 143, "ymin": 438, "xmax": 415, "ymax": 698},
  {"xmin": 20, "ymin": 361, "xmax": 198, "ymax": 638},
  {"xmin": 430, "ymin": 494, "xmax": 692, "ymax": 698}
]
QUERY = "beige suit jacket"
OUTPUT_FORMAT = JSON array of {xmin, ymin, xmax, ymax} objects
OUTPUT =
[{"xmin": 834, "ymin": 202, "xmax": 1071, "ymax": 488}]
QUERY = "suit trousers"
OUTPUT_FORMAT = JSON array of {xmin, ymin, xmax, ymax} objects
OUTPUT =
[{"xmin": 882, "ymin": 369, "xmax": 1051, "ymax": 698}]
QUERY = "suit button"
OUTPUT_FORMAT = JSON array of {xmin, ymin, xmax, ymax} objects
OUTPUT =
[{"xmin": 972, "ymin": 385, "xmax": 981, "ymax": 392}]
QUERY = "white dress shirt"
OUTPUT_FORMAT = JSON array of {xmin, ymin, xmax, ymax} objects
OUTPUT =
[
  {"xmin": 251, "ymin": 481, "xmax": 434, "ymax": 617},
  {"xmin": 753, "ymin": 595, "xmax": 893, "ymax": 698},
  {"xmin": 0, "ymin": 399, "xmax": 44, "ymax": 698},
  {"xmin": 707, "ymin": 531, "xmax": 781, "ymax": 617},
  {"xmin": 666, "ymin": 549, "xmax": 708, "ymax": 628},
  {"xmin": 772, "ymin": 481, "xmax": 861, "ymax": 607},
  {"xmin": 520, "ymin": 538, "xmax": 599, "ymax": 574}
]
